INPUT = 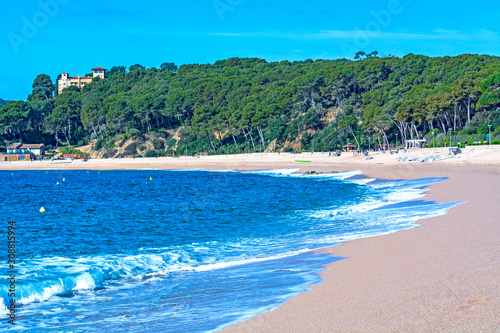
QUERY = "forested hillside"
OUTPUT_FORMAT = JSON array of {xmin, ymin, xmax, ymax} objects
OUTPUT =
[
  {"xmin": 0, "ymin": 99, "xmax": 8, "ymax": 109},
  {"xmin": 1, "ymin": 54, "xmax": 500, "ymax": 157}
]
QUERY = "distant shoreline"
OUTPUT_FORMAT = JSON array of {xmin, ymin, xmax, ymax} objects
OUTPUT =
[{"xmin": 1, "ymin": 145, "xmax": 499, "ymax": 172}]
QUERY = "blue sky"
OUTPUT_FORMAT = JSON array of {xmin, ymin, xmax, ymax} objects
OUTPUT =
[{"xmin": 2, "ymin": 0, "xmax": 499, "ymax": 101}]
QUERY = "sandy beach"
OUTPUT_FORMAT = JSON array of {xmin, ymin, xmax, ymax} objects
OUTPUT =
[
  {"xmin": 223, "ymin": 160, "xmax": 500, "ymax": 332},
  {"xmin": 1, "ymin": 146, "xmax": 499, "ymax": 332}
]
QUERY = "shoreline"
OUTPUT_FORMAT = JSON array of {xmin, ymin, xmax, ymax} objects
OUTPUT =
[
  {"xmin": 2, "ymin": 148, "xmax": 499, "ymax": 331},
  {"xmin": 222, "ymin": 164, "xmax": 500, "ymax": 332}
]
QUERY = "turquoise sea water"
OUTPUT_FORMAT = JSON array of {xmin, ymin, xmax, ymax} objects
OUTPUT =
[{"xmin": 0, "ymin": 169, "xmax": 457, "ymax": 332}]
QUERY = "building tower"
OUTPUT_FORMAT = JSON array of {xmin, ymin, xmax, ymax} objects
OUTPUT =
[{"xmin": 91, "ymin": 67, "xmax": 107, "ymax": 79}]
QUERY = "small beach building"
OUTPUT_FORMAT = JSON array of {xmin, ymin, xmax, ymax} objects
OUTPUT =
[
  {"xmin": 6, "ymin": 143, "xmax": 23, "ymax": 154},
  {"xmin": 20, "ymin": 144, "xmax": 44, "ymax": 156},
  {"xmin": 1, "ymin": 143, "xmax": 45, "ymax": 161},
  {"xmin": 342, "ymin": 143, "xmax": 357, "ymax": 152}
]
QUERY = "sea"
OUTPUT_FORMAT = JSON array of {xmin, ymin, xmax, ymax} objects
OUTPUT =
[{"xmin": 0, "ymin": 169, "xmax": 458, "ymax": 332}]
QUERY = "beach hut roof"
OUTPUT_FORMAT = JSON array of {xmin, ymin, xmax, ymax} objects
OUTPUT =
[{"xmin": 20, "ymin": 144, "xmax": 44, "ymax": 149}]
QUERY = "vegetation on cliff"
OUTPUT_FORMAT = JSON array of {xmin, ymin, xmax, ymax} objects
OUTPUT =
[{"xmin": 1, "ymin": 54, "xmax": 500, "ymax": 156}]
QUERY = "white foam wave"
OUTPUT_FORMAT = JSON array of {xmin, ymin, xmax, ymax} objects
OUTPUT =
[
  {"xmin": 319, "ymin": 170, "xmax": 362, "ymax": 179},
  {"xmin": 350, "ymin": 177, "xmax": 377, "ymax": 185},
  {"xmin": 307, "ymin": 189, "xmax": 423, "ymax": 219},
  {"xmin": 0, "ymin": 297, "xmax": 8, "ymax": 316},
  {"xmin": 307, "ymin": 204, "xmax": 456, "ymax": 247},
  {"xmin": 167, "ymin": 168, "xmax": 362, "ymax": 182},
  {"xmin": 299, "ymin": 170, "xmax": 362, "ymax": 180},
  {"xmin": 7, "ymin": 245, "xmax": 319, "ymax": 309},
  {"xmin": 169, "ymin": 168, "xmax": 239, "ymax": 173},
  {"xmin": 244, "ymin": 169, "xmax": 363, "ymax": 181},
  {"xmin": 304, "ymin": 170, "xmax": 363, "ymax": 181},
  {"xmin": 306, "ymin": 177, "xmax": 443, "ymax": 219},
  {"xmin": 19, "ymin": 280, "xmax": 65, "ymax": 305},
  {"xmin": 74, "ymin": 272, "xmax": 97, "ymax": 291},
  {"xmin": 185, "ymin": 248, "xmax": 313, "ymax": 272},
  {"xmin": 168, "ymin": 168, "xmax": 208, "ymax": 172},
  {"xmin": 243, "ymin": 168, "xmax": 300, "ymax": 175}
]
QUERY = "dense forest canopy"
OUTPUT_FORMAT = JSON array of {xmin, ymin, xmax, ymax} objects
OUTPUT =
[{"xmin": 1, "ymin": 54, "xmax": 500, "ymax": 156}]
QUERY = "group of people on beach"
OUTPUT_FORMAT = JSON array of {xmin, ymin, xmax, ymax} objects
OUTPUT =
[{"xmin": 352, "ymin": 150, "xmax": 370, "ymax": 156}]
